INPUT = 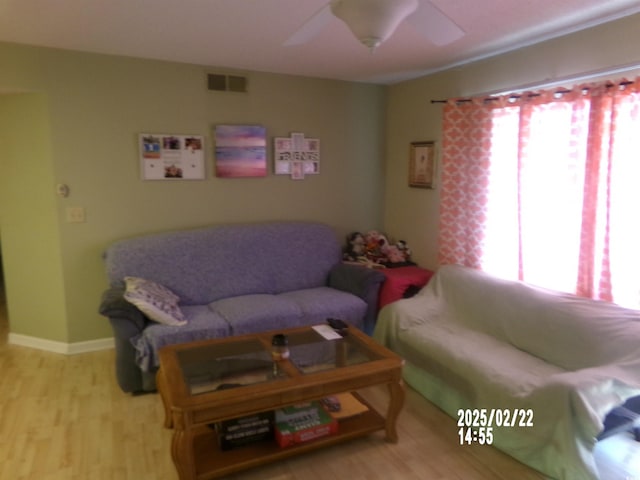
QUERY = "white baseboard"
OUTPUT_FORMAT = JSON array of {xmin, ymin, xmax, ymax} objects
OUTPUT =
[{"xmin": 7, "ymin": 333, "xmax": 114, "ymax": 355}]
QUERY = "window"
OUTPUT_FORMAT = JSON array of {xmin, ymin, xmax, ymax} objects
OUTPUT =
[{"xmin": 439, "ymin": 79, "xmax": 640, "ymax": 309}]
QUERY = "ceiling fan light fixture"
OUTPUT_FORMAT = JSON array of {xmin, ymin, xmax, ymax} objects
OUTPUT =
[
  {"xmin": 330, "ymin": 0, "xmax": 419, "ymax": 51},
  {"xmin": 360, "ymin": 36, "xmax": 382, "ymax": 50}
]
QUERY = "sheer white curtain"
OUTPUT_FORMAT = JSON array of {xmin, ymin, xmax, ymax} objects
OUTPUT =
[{"xmin": 439, "ymin": 79, "xmax": 640, "ymax": 309}]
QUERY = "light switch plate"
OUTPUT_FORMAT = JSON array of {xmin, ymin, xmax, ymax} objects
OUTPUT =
[{"xmin": 66, "ymin": 207, "xmax": 85, "ymax": 223}]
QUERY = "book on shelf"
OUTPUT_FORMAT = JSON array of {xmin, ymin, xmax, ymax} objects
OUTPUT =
[{"xmin": 215, "ymin": 411, "xmax": 274, "ymax": 451}]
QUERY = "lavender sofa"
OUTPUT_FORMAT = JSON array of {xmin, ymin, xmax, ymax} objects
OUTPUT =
[{"xmin": 99, "ymin": 221, "xmax": 385, "ymax": 393}]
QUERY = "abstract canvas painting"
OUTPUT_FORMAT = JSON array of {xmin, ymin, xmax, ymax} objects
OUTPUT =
[{"xmin": 215, "ymin": 125, "xmax": 267, "ymax": 178}]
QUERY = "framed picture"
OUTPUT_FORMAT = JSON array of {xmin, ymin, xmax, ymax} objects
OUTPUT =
[
  {"xmin": 409, "ymin": 141, "xmax": 436, "ymax": 188},
  {"xmin": 274, "ymin": 132, "xmax": 320, "ymax": 178},
  {"xmin": 139, "ymin": 133, "xmax": 205, "ymax": 180},
  {"xmin": 214, "ymin": 125, "xmax": 267, "ymax": 178}
]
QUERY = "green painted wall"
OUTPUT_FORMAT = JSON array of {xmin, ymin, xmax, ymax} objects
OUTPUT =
[
  {"xmin": 0, "ymin": 93, "xmax": 68, "ymax": 341},
  {"xmin": 0, "ymin": 44, "xmax": 386, "ymax": 344}
]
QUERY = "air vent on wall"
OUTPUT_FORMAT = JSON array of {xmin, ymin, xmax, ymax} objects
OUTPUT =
[{"xmin": 207, "ymin": 73, "xmax": 248, "ymax": 93}]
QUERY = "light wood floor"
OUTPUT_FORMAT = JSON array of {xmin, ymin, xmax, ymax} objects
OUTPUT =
[
  {"xmin": 0, "ymin": 316, "xmax": 547, "ymax": 480},
  {"xmin": 1, "ymin": 279, "xmax": 638, "ymax": 479}
]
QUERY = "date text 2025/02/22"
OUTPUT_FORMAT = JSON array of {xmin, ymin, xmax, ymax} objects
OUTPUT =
[{"xmin": 457, "ymin": 408, "xmax": 534, "ymax": 445}]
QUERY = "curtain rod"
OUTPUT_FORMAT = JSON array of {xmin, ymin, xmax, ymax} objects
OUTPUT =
[
  {"xmin": 430, "ymin": 62, "xmax": 640, "ymax": 104},
  {"xmin": 430, "ymin": 79, "xmax": 635, "ymax": 104}
]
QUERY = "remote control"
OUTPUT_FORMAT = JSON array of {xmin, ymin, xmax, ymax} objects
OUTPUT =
[{"xmin": 327, "ymin": 318, "xmax": 348, "ymax": 331}]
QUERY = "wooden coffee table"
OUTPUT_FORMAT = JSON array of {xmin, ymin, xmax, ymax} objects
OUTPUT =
[{"xmin": 156, "ymin": 325, "xmax": 405, "ymax": 480}]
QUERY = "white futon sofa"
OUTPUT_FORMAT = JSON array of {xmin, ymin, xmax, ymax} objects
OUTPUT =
[{"xmin": 374, "ymin": 265, "xmax": 640, "ymax": 480}]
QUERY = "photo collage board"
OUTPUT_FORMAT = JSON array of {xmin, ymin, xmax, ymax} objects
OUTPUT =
[
  {"xmin": 139, "ymin": 133, "xmax": 205, "ymax": 180},
  {"xmin": 273, "ymin": 132, "xmax": 320, "ymax": 180}
]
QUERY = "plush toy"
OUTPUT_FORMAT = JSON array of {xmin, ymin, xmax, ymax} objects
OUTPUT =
[
  {"xmin": 364, "ymin": 230, "xmax": 390, "ymax": 262},
  {"xmin": 396, "ymin": 240, "xmax": 412, "ymax": 261},
  {"xmin": 379, "ymin": 237, "xmax": 415, "ymax": 266},
  {"xmin": 384, "ymin": 239, "xmax": 416, "ymax": 267},
  {"xmin": 343, "ymin": 232, "xmax": 366, "ymax": 261},
  {"xmin": 382, "ymin": 244, "xmax": 405, "ymax": 263},
  {"xmin": 344, "ymin": 230, "xmax": 414, "ymax": 268},
  {"xmin": 364, "ymin": 230, "xmax": 380, "ymax": 252}
]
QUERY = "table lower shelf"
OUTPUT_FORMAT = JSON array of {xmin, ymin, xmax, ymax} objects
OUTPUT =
[{"xmin": 192, "ymin": 397, "xmax": 386, "ymax": 480}]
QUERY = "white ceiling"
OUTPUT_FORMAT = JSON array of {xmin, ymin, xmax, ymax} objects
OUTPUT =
[{"xmin": 1, "ymin": 0, "xmax": 639, "ymax": 84}]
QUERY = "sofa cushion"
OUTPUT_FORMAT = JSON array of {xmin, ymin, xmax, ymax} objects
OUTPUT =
[
  {"xmin": 391, "ymin": 312, "xmax": 565, "ymax": 400},
  {"xmin": 433, "ymin": 265, "xmax": 640, "ymax": 370},
  {"xmin": 104, "ymin": 222, "xmax": 342, "ymax": 305},
  {"xmin": 123, "ymin": 276, "xmax": 186, "ymax": 326},
  {"xmin": 209, "ymin": 294, "xmax": 304, "ymax": 335},
  {"xmin": 131, "ymin": 305, "xmax": 230, "ymax": 371},
  {"xmin": 278, "ymin": 287, "xmax": 367, "ymax": 330}
]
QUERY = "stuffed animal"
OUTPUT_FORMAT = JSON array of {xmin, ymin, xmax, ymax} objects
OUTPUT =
[
  {"xmin": 364, "ymin": 230, "xmax": 390, "ymax": 262},
  {"xmin": 343, "ymin": 232, "xmax": 366, "ymax": 261},
  {"xmin": 396, "ymin": 240, "xmax": 412, "ymax": 261},
  {"xmin": 382, "ymin": 244, "xmax": 405, "ymax": 263},
  {"xmin": 381, "ymin": 239, "xmax": 415, "ymax": 267},
  {"xmin": 344, "ymin": 230, "xmax": 414, "ymax": 267}
]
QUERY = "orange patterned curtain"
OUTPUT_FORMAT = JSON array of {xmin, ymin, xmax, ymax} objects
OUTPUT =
[
  {"xmin": 438, "ymin": 78, "xmax": 640, "ymax": 308},
  {"xmin": 439, "ymin": 99, "xmax": 502, "ymax": 270}
]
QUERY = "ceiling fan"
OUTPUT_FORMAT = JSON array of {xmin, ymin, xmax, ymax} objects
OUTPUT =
[{"xmin": 284, "ymin": 0, "xmax": 465, "ymax": 51}]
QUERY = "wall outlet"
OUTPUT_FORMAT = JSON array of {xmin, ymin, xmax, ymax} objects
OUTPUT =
[{"xmin": 66, "ymin": 207, "xmax": 86, "ymax": 223}]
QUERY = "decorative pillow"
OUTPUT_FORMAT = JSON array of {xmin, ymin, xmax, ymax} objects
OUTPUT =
[{"xmin": 123, "ymin": 276, "xmax": 187, "ymax": 326}]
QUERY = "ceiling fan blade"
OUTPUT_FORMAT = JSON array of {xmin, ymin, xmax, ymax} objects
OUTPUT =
[
  {"xmin": 283, "ymin": 4, "xmax": 333, "ymax": 46},
  {"xmin": 407, "ymin": 0, "xmax": 465, "ymax": 46}
]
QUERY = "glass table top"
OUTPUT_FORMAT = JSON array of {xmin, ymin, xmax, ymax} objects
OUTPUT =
[{"xmin": 175, "ymin": 327, "xmax": 383, "ymax": 395}]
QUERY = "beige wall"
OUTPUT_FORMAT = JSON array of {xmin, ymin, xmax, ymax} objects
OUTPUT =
[
  {"xmin": 385, "ymin": 13, "xmax": 640, "ymax": 270},
  {"xmin": 0, "ymin": 44, "xmax": 386, "ymax": 344}
]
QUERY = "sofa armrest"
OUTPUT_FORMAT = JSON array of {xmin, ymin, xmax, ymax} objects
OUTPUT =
[
  {"xmin": 98, "ymin": 285, "xmax": 148, "ymax": 393},
  {"xmin": 328, "ymin": 263, "xmax": 386, "ymax": 335},
  {"xmin": 98, "ymin": 285, "xmax": 147, "ymax": 331},
  {"xmin": 328, "ymin": 263, "xmax": 385, "ymax": 297}
]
